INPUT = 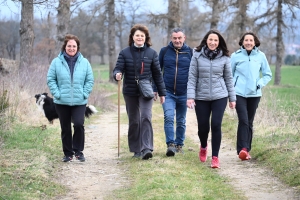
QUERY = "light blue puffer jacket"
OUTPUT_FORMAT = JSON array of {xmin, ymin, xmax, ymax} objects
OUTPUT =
[
  {"xmin": 231, "ymin": 47, "xmax": 272, "ymax": 97},
  {"xmin": 47, "ymin": 52, "xmax": 94, "ymax": 106}
]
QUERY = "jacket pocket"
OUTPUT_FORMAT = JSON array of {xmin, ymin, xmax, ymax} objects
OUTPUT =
[{"xmin": 234, "ymin": 76, "xmax": 239, "ymax": 87}]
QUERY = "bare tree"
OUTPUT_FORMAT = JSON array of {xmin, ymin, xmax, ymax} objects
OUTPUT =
[
  {"xmin": 107, "ymin": 0, "xmax": 116, "ymax": 82},
  {"xmin": 275, "ymin": 0, "xmax": 300, "ymax": 85},
  {"xmin": 224, "ymin": 0, "xmax": 252, "ymax": 52},
  {"xmin": 19, "ymin": 0, "xmax": 34, "ymax": 69},
  {"xmin": 257, "ymin": 0, "xmax": 300, "ymax": 85},
  {"xmin": 115, "ymin": 3, "xmax": 126, "ymax": 50},
  {"xmin": 56, "ymin": 0, "xmax": 70, "ymax": 53},
  {"xmin": 274, "ymin": 0, "xmax": 284, "ymax": 85},
  {"xmin": 168, "ymin": 0, "xmax": 181, "ymax": 34},
  {"xmin": 210, "ymin": 0, "xmax": 220, "ymax": 29}
]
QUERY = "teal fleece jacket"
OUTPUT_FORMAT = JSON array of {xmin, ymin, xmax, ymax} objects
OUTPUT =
[
  {"xmin": 231, "ymin": 47, "xmax": 272, "ymax": 97},
  {"xmin": 47, "ymin": 52, "xmax": 94, "ymax": 105}
]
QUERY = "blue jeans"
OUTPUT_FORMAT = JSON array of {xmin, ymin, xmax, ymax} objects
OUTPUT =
[{"xmin": 162, "ymin": 91, "xmax": 187, "ymax": 146}]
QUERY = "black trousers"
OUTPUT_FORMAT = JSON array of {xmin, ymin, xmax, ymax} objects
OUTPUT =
[
  {"xmin": 194, "ymin": 98, "xmax": 227, "ymax": 157},
  {"xmin": 235, "ymin": 95, "xmax": 260, "ymax": 154},
  {"xmin": 55, "ymin": 104, "xmax": 86, "ymax": 157},
  {"xmin": 123, "ymin": 95, "xmax": 153, "ymax": 153}
]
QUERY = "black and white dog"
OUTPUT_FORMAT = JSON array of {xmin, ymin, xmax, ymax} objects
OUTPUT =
[{"xmin": 35, "ymin": 93, "xmax": 98, "ymax": 124}]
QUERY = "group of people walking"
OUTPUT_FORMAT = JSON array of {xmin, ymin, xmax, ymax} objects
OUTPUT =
[
  {"xmin": 46, "ymin": 23, "xmax": 272, "ymax": 169},
  {"xmin": 113, "ymin": 24, "xmax": 272, "ymax": 168}
]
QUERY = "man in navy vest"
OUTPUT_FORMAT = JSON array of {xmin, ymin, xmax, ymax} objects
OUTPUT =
[{"xmin": 155, "ymin": 28, "xmax": 193, "ymax": 156}]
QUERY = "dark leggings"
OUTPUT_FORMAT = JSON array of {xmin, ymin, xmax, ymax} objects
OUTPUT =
[
  {"xmin": 55, "ymin": 104, "xmax": 86, "ymax": 157},
  {"xmin": 194, "ymin": 98, "xmax": 227, "ymax": 157},
  {"xmin": 235, "ymin": 95, "xmax": 260, "ymax": 154}
]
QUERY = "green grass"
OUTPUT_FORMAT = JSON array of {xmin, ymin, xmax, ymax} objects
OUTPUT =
[
  {"xmin": 0, "ymin": 124, "xmax": 65, "ymax": 200},
  {"xmin": 106, "ymin": 104, "xmax": 245, "ymax": 200},
  {"xmin": 1, "ymin": 64, "xmax": 300, "ymax": 199},
  {"xmin": 268, "ymin": 65, "xmax": 300, "ymax": 116},
  {"xmin": 222, "ymin": 65, "xmax": 300, "ymax": 190}
]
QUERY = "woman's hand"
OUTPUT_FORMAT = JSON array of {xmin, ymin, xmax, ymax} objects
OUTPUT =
[
  {"xmin": 159, "ymin": 96, "xmax": 165, "ymax": 104},
  {"xmin": 153, "ymin": 92, "xmax": 158, "ymax": 101},
  {"xmin": 229, "ymin": 101, "xmax": 236, "ymax": 109},
  {"xmin": 187, "ymin": 99, "xmax": 195, "ymax": 109},
  {"xmin": 116, "ymin": 73, "xmax": 122, "ymax": 81}
]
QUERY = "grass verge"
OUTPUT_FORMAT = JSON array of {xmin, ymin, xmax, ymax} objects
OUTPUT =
[
  {"xmin": 0, "ymin": 124, "xmax": 65, "ymax": 200},
  {"xmin": 105, "ymin": 103, "xmax": 245, "ymax": 200}
]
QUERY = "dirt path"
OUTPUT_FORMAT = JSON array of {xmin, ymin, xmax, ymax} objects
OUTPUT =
[
  {"xmin": 185, "ymin": 109, "xmax": 299, "ymax": 200},
  {"xmin": 56, "ymin": 110, "xmax": 128, "ymax": 200},
  {"xmin": 56, "ymin": 106, "xmax": 299, "ymax": 200}
]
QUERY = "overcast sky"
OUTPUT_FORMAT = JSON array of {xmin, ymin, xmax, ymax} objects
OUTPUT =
[{"xmin": 0, "ymin": 0, "xmax": 167, "ymax": 19}]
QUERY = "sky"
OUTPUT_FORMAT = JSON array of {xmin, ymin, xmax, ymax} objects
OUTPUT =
[{"xmin": 0, "ymin": 0, "xmax": 167, "ymax": 19}]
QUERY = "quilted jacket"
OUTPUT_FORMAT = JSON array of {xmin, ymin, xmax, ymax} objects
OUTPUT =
[
  {"xmin": 113, "ymin": 44, "xmax": 166, "ymax": 97},
  {"xmin": 47, "ymin": 52, "xmax": 94, "ymax": 105},
  {"xmin": 187, "ymin": 48, "xmax": 236, "ymax": 102}
]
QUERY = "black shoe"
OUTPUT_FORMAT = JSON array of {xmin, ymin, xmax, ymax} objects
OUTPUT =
[
  {"xmin": 141, "ymin": 149, "xmax": 153, "ymax": 160},
  {"xmin": 75, "ymin": 152, "xmax": 85, "ymax": 162},
  {"xmin": 176, "ymin": 145, "xmax": 184, "ymax": 154},
  {"xmin": 166, "ymin": 143, "xmax": 176, "ymax": 157},
  {"xmin": 62, "ymin": 156, "xmax": 73, "ymax": 162},
  {"xmin": 132, "ymin": 152, "xmax": 141, "ymax": 158}
]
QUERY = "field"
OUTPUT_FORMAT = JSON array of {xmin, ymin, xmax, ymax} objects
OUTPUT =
[{"xmin": 0, "ymin": 64, "xmax": 300, "ymax": 199}]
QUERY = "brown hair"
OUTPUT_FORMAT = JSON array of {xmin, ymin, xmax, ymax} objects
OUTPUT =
[
  {"xmin": 128, "ymin": 24, "xmax": 152, "ymax": 46},
  {"xmin": 195, "ymin": 29, "xmax": 229, "ymax": 56},
  {"xmin": 61, "ymin": 34, "xmax": 80, "ymax": 52},
  {"xmin": 238, "ymin": 31, "xmax": 261, "ymax": 47}
]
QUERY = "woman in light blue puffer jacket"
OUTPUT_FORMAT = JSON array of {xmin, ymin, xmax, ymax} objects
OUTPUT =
[
  {"xmin": 47, "ymin": 34, "xmax": 94, "ymax": 162},
  {"xmin": 231, "ymin": 31, "xmax": 272, "ymax": 161},
  {"xmin": 187, "ymin": 30, "xmax": 236, "ymax": 169}
]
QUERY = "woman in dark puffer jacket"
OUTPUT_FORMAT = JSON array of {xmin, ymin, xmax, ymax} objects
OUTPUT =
[{"xmin": 113, "ymin": 24, "xmax": 166, "ymax": 160}]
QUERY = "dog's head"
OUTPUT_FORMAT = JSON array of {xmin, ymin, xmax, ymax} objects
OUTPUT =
[{"xmin": 35, "ymin": 93, "xmax": 48, "ymax": 105}]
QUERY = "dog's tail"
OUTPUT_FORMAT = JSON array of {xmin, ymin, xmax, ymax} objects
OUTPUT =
[{"xmin": 85, "ymin": 105, "xmax": 98, "ymax": 118}]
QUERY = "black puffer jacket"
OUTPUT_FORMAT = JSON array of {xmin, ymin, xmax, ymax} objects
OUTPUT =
[{"xmin": 113, "ymin": 44, "xmax": 166, "ymax": 97}]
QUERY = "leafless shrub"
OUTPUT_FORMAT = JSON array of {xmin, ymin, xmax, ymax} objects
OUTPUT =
[
  {"xmin": 0, "ymin": 60, "xmax": 114, "ymax": 132},
  {"xmin": 226, "ymin": 89, "xmax": 300, "ymax": 139}
]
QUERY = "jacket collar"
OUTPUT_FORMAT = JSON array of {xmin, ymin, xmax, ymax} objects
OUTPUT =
[{"xmin": 240, "ymin": 46, "xmax": 259, "ymax": 55}]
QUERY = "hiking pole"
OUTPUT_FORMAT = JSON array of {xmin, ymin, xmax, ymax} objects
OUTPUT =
[{"xmin": 118, "ymin": 80, "xmax": 121, "ymax": 157}]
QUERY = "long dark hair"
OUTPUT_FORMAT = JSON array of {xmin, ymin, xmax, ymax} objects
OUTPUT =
[
  {"xmin": 61, "ymin": 34, "xmax": 80, "ymax": 52},
  {"xmin": 195, "ymin": 30, "xmax": 229, "ymax": 56},
  {"xmin": 238, "ymin": 31, "xmax": 261, "ymax": 47},
  {"xmin": 128, "ymin": 24, "xmax": 152, "ymax": 46}
]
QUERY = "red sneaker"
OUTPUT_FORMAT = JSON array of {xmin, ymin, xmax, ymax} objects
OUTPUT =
[
  {"xmin": 247, "ymin": 152, "xmax": 251, "ymax": 159},
  {"xmin": 199, "ymin": 146, "xmax": 207, "ymax": 162},
  {"xmin": 239, "ymin": 148, "xmax": 249, "ymax": 161},
  {"xmin": 211, "ymin": 156, "xmax": 220, "ymax": 168}
]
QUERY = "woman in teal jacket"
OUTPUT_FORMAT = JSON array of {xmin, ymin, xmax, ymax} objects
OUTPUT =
[
  {"xmin": 231, "ymin": 31, "xmax": 272, "ymax": 161},
  {"xmin": 47, "ymin": 34, "xmax": 94, "ymax": 162}
]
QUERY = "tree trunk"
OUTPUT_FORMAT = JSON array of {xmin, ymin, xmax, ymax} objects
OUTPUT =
[
  {"xmin": 56, "ymin": 0, "xmax": 70, "ymax": 53},
  {"xmin": 237, "ymin": 0, "xmax": 249, "ymax": 37},
  {"xmin": 108, "ymin": 0, "xmax": 116, "ymax": 82},
  {"xmin": 19, "ymin": 0, "xmax": 34, "ymax": 69},
  {"xmin": 100, "ymin": 31, "xmax": 105, "ymax": 65},
  {"xmin": 274, "ymin": 0, "xmax": 284, "ymax": 85},
  {"xmin": 168, "ymin": 0, "xmax": 181, "ymax": 37},
  {"xmin": 210, "ymin": 0, "xmax": 220, "ymax": 29}
]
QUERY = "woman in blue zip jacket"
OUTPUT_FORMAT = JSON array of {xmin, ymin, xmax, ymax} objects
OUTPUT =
[
  {"xmin": 47, "ymin": 34, "xmax": 94, "ymax": 162},
  {"xmin": 231, "ymin": 32, "xmax": 272, "ymax": 161}
]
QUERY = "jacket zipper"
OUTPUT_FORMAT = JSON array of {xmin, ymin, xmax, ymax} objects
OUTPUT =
[
  {"xmin": 210, "ymin": 59, "xmax": 212, "ymax": 100},
  {"xmin": 174, "ymin": 49, "xmax": 179, "ymax": 94}
]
